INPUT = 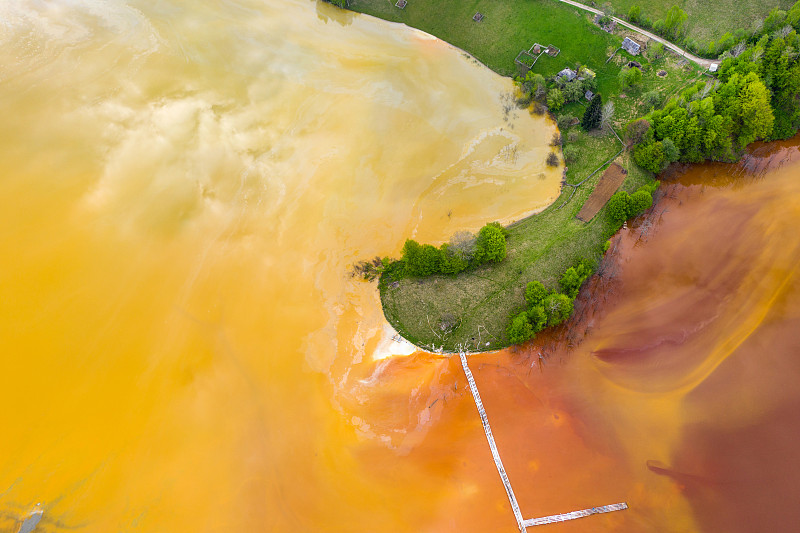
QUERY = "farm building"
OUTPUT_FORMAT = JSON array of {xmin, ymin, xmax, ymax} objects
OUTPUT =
[
  {"xmin": 621, "ymin": 37, "xmax": 640, "ymax": 55},
  {"xmin": 557, "ymin": 68, "xmax": 577, "ymax": 82}
]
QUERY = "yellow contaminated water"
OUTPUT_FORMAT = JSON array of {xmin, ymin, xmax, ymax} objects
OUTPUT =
[{"xmin": 0, "ymin": 0, "xmax": 561, "ymax": 531}]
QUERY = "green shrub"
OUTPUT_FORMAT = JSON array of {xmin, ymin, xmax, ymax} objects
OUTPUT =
[
  {"xmin": 525, "ymin": 280, "xmax": 548, "ymax": 307},
  {"xmin": 563, "ymin": 144, "xmax": 579, "ymax": 164},
  {"xmin": 557, "ymin": 114, "xmax": 574, "ymax": 130},
  {"xmin": 607, "ymin": 191, "xmax": 631, "ymax": 223},
  {"xmin": 643, "ymin": 90, "xmax": 661, "ymax": 109}
]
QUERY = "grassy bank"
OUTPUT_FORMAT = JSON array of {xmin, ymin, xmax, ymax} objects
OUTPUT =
[
  {"xmin": 351, "ymin": 0, "xmax": 703, "ymax": 350},
  {"xmin": 349, "ymin": 0, "xmax": 620, "ymax": 78},
  {"xmin": 572, "ymin": 0, "xmax": 794, "ymax": 44}
]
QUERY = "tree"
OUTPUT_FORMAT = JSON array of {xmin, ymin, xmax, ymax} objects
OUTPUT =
[
  {"xmin": 559, "ymin": 262, "xmax": 594, "ymax": 298},
  {"xmin": 547, "ymin": 88, "xmax": 565, "ymax": 111},
  {"xmin": 546, "ymin": 152, "xmax": 559, "ymax": 166},
  {"xmin": 402, "ymin": 239, "xmax": 442, "ymax": 276},
  {"xmin": 629, "ymin": 189, "xmax": 653, "ymax": 216},
  {"xmin": 524, "ymin": 71, "xmax": 547, "ymax": 100},
  {"xmin": 439, "ymin": 243, "xmax": 468, "ymax": 274},
  {"xmin": 628, "ymin": 5, "xmax": 641, "ymax": 23},
  {"xmin": 563, "ymin": 80, "xmax": 585, "ymax": 103},
  {"xmin": 625, "ymin": 118, "xmax": 651, "ymax": 144},
  {"xmin": 542, "ymin": 293, "xmax": 574, "ymax": 327},
  {"xmin": 664, "ymin": 5, "xmax": 688, "ymax": 38},
  {"xmin": 737, "ymin": 73, "xmax": 774, "ymax": 146},
  {"xmin": 401, "ymin": 239, "xmax": 422, "ymax": 275},
  {"xmin": 788, "ymin": 1, "xmax": 800, "ymax": 29},
  {"xmin": 527, "ymin": 306, "xmax": 547, "ymax": 332},
  {"xmin": 419, "ymin": 244, "xmax": 442, "ymax": 275},
  {"xmin": 507, "ymin": 311, "xmax": 534, "ymax": 344},
  {"xmin": 557, "ymin": 114, "xmax": 575, "ymax": 130},
  {"xmin": 619, "ymin": 67, "xmax": 643, "ymax": 90},
  {"xmin": 607, "ymin": 190, "xmax": 631, "ymax": 222},
  {"xmin": 764, "ymin": 8, "xmax": 788, "ymax": 34},
  {"xmin": 559, "ymin": 267, "xmax": 583, "ymax": 298},
  {"xmin": 601, "ymin": 101, "xmax": 615, "ymax": 128},
  {"xmin": 449, "ymin": 230, "xmax": 477, "ymax": 262},
  {"xmin": 650, "ymin": 42, "xmax": 665, "ymax": 59},
  {"xmin": 474, "ymin": 224, "xmax": 507, "ymax": 263},
  {"xmin": 662, "ymin": 137, "xmax": 680, "ymax": 163},
  {"xmin": 581, "ymin": 94, "xmax": 603, "ymax": 130},
  {"xmin": 643, "ymin": 90, "xmax": 661, "ymax": 109},
  {"xmin": 525, "ymin": 280, "xmax": 548, "ymax": 307},
  {"xmin": 633, "ymin": 140, "xmax": 666, "ymax": 173}
]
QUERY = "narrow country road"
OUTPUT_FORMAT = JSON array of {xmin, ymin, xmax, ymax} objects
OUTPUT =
[{"xmin": 554, "ymin": 0, "xmax": 718, "ymax": 68}]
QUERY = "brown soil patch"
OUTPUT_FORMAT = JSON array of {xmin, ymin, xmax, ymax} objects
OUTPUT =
[
  {"xmin": 657, "ymin": 70, "xmax": 668, "ymax": 77},
  {"xmin": 576, "ymin": 162, "xmax": 627, "ymax": 222}
]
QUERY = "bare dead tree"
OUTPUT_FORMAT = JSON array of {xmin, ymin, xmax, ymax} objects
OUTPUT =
[
  {"xmin": 731, "ymin": 42, "xmax": 747, "ymax": 58},
  {"xmin": 601, "ymin": 101, "xmax": 615, "ymax": 129},
  {"xmin": 751, "ymin": 19, "xmax": 763, "ymax": 38}
]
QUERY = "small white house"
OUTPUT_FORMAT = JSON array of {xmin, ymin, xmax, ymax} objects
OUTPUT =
[{"xmin": 709, "ymin": 63, "xmax": 719, "ymax": 73}]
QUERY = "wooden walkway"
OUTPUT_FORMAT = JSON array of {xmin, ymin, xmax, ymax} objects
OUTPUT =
[
  {"xmin": 576, "ymin": 162, "xmax": 627, "ymax": 222},
  {"xmin": 458, "ymin": 351, "xmax": 628, "ymax": 531},
  {"xmin": 458, "ymin": 350, "xmax": 527, "ymax": 531},
  {"xmin": 523, "ymin": 503, "xmax": 628, "ymax": 527}
]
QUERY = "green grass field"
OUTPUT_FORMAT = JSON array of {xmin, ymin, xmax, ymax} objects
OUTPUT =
[
  {"xmin": 349, "ymin": 0, "xmax": 621, "ymax": 77},
  {"xmin": 574, "ymin": 0, "xmax": 794, "ymax": 43},
  {"xmin": 351, "ymin": 0, "xmax": 703, "ymax": 350}
]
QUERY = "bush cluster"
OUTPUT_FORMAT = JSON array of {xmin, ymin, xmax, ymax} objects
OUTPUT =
[
  {"xmin": 607, "ymin": 184, "xmax": 656, "ymax": 224},
  {"xmin": 400, "ymin": 222, "xmax": 508, "ymax": 278},
  {"xmin": 506, "ymin": 260, "xmax": 596, "ymax": 344}
]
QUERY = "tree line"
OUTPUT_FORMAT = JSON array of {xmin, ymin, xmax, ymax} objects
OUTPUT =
[
  {"xmin": 630, "ymin": 29, "xmax": 800, "ymax": 172},
  {"xmin": 398, "ymin": 222, "xmax": 508, "ymax": 278},
  {"xmin": 624, "ymin": 1, "xmax": 800, "ymax": 60},
  {"xmin": 506, "ymin": 260, "xmax": 594, "ymax": 344}
]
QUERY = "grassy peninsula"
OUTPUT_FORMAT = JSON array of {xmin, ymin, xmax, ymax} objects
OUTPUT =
[{"xmin": 346, "ymin": 0, "xmax": 800, "ymax": 351}]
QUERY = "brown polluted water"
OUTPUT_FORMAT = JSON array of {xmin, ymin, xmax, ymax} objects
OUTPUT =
[{"xmin": 2, "ymin": 0, "xmax": 800, "ymax": 532}]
